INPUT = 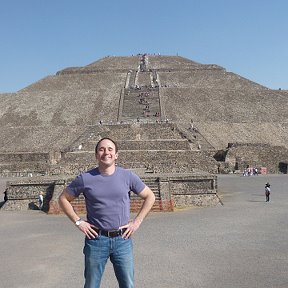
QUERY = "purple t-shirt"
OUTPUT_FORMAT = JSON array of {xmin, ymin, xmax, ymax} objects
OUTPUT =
[{"xmin": 67, "ymin": 166, "xmax": 145, "ymax": 230}]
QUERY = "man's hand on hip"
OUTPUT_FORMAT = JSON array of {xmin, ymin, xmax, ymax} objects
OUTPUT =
[
  {"xmin": 120, "ymin": 218, "xmax": 142, "ymax": 239},
  {"xmin": 77, "ymin": 221, "xmax": 98, "ymax": 239}
]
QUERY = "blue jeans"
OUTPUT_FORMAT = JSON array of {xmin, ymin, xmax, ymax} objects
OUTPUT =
[{"xmin": 83, "ymin": 235, "xmax": 134, "ymax": 288}]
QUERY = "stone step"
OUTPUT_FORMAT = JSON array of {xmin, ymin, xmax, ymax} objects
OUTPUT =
[{"xmin": 83, "ymin": 139, "xmax": 190, "ymax": 151}]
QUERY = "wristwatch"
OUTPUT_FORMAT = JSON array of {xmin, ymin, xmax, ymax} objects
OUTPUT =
[{"xmin": 75, "ymin": 218, "xmax": 83, "ymax": 226}]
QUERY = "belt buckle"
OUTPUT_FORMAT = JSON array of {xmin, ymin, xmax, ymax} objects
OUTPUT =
[{"xmin": 109, "ymin": 229, "xmax": 122, "ymax": 237}]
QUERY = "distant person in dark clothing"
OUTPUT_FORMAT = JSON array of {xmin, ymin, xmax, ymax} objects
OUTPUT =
[
  {"xmin": 4, "ymin": 189, "xmax": 8, "ymax": 202},
  {"xmin": 265, "ymin": 182, "xmax": 271, "ymax": 202}
]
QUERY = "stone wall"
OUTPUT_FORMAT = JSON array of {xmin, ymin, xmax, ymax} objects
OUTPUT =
[
  {"xmin": 101, "ymin": 139, "xmax": 190, "ymax": 151},
  {"xmin": 0, "ymin": 151, "xmax": 60, "ymax": 177},
  {"xmin": 156, "ymin": 174, "xmax": 218, "ymax": 208},
  {"xmin": 1, "ymin": 173, "xmax": 219, "ymax": 213},
  {"xmin": 57, "ymin": 150, "xmax": 218, "ymax": 176},
  {"xmin": 0, "ymin": 152, "xmax": 50, "ymax": 162},
  {"xmin": 2, "ymin": 178, "xmax": 56, "ymax": 212},
  {"xmin": 224, "ymin": 143, "xmax": 288, "ymax": 173}
]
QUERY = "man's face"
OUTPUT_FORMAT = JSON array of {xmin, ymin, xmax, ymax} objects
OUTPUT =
[{"xmin": 95, "ymin": 139, "xmax": 118, "ymax": 168}]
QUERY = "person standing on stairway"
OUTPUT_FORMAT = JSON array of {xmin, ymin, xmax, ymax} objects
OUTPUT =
[{"xmin": 59, "ymin": 137, "xmax": 155, "ymax": 288}]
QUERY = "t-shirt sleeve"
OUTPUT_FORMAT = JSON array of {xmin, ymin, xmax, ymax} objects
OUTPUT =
[
  {"xmin": 129, "ymin": 171, "xmax": 145, "ymax": 195},
  {"xmin": 66, "ymin": 174, "xmax": 84, "ymax": 198}
]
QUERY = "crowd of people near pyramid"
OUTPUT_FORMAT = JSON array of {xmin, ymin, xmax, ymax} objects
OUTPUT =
[{"xmin": 242, "ymin": 166, "xmax": 259, "ymax": 176}]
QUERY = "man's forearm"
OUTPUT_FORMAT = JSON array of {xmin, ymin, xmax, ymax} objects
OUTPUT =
[
  {"xmin": 121, "ymin": 188, "xmax": 155, "ymax": 239},
  {"xmin": 134, "ymin": 188, "xmax": 155, "ymax": 224},
  {"xmin": 58, "ymin": 190, "xmax": 80, "ymax": 224}
]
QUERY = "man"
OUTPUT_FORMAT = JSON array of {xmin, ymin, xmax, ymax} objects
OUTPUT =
[
  {"xmin": 265, "ymin": 182, "xmax": 271, "ymax": 202},
  {"xmin": 59, "ymin": 137, "xmax": 155, "ymax": 288},
  {"xmin": 38, "ymin": 191, "xmax": 44, "ymax": 210}
]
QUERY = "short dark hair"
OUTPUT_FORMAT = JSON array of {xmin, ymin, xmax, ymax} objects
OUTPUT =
[{"xmin": 95, "ymin": 138, "xmax": 118, "ymax": 153}]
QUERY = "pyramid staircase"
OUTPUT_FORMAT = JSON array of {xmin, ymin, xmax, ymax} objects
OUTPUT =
[
  {"xmin": 118, "ymin": 54, "xmax": 163, "ymax": 122},
  {"xmin": 47, "ymin": 122, "xmax": 218, "ymax": 212},
  {"xmin": 130, "ymin": 177, "xmax": 165, "ymax": 212}
]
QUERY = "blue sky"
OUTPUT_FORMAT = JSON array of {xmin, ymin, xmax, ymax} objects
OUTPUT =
[{"xmin": 0, "ymin": 0, "xmax": 287, "ymax": 92}]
